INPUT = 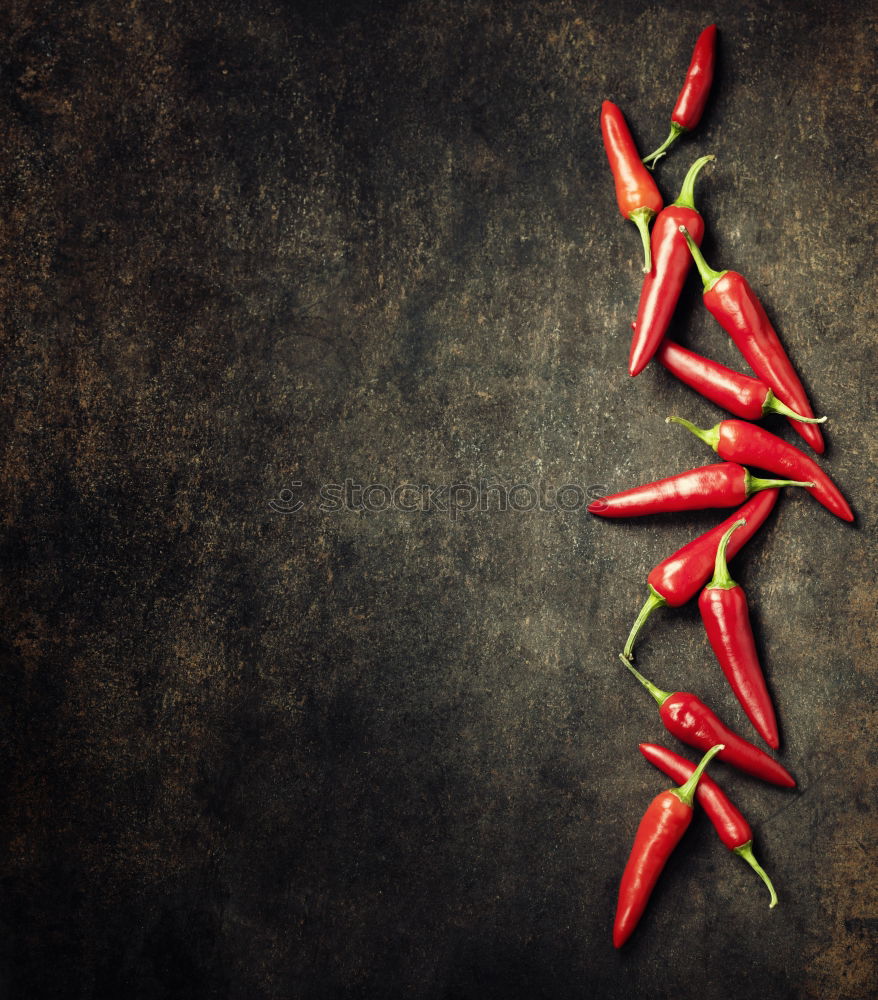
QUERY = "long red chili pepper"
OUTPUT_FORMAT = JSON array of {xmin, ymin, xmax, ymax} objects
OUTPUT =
[
  {"xmin": 699, "ymin": 520, "xmax": 779, "ymax": 747},
  {"xmin": 642, "ymin": 25, "xmax": 718, "ymax": 168},
  {"xmin": 668, "ymin": 416, "xmax": 854, "ymax": 522},
  {"xmin": 622, "ymin": 489, "xmax": 778, "ymax": 661},
  {"xmin": 601, "ymin": 101, "xmax": 664, "ymax": 273},
  {"xmin": 639, "ymin": 743, "xmax": 778, "ymax": 907},
  {"xmin": 678, "ymin": 225, "xmax": 825, "ymax": 454},
  {"xmin": 614, "ymin": 743, "xmax": 724, "ymax": 947},
  {"xmin": 619, "ymin": 655, "xmax": 796, "ymax": 787},
  {"xmin": 628, "ymin": 155, "xmax": 714, "ymax": 375},
  {"xmin": 655, "ymin": 339, "xmax": 828, "ymax": 425},
  {"xmin": 588, "ymin": 462, "xmax": 811, "ymax": 518}
]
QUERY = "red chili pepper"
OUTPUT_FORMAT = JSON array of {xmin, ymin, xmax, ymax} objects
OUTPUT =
[
  {"xmin": 628, "ymin": 155, "xmax": 714, "ymax": 376},
  {"xmin": 588, "ymin": 462, "xmax": 811, "ymax": 518},
  {"xmin": 614, "ymin": 743, "xmax": 724, "ymax": 947},
  {"xmin": 639, "ymin": 743, "xmax": 778, "ymax": 907},
  {"xmin": 642, "ymin": 25, "xmax": 718, "ymax": 168},
  {"xmin": 655, "ymin": 339, "xmax": 828, "ymax": 425},
  {"xmin": 601, "ymin": 101, "xmax": 664, "ymax": 273},
  {"xmin": 620, "ymin": 656, "xmax": 796, "ymax": 787},
  {"xmin": 668, "ymin": 416, "xmax": 854, "ymax": 522},
  {"xmin": 699, "ymin": 520, "xmax": 779, "ymax": 747},
  {"xmin": 622, "ymin": 489, "xmax": 778, "ymax": 661},
  {"xmin": 678, "ymin": 225, "xmax": 825, "ymax": 454}
]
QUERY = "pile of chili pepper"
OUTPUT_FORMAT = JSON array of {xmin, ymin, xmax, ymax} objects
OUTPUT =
[{"xmin": 596, "ymin": 24, "xmax": 854, "ymax": 947}]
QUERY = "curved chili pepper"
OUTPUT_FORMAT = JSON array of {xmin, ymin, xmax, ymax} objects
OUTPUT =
[
  {"xmin": 668, "ymin": 416, "xmax": 854, "ymax": 522},
  {"xmin": 588, "ymin": 462, "xmax": 810, "ymax": 518},
  {"xmin": 639, "ymin": 743, "xmax": 778, "ymax": 907},
  {"xmin": 699, "ymin": 520, "xmax": 779, "ymax": 747},
  {"xmin": 678, "ymin": 225, "xmax": 825, "ymax": 454},
  {"xmin": 655, "ymin": 339, "xmax": 828, "ymax": 424},
  {"xmin": 698, "ymin": 521, "xmax": 780, "ymax": 750},
  {"xmin": 620, "ymin": 656, "xmax": 796, "ymax": 787},
  {"xmin": 628, "ymin": 155, "xmax": 714, "ymax": 375},
  {"xmin": 642, "ymin": 25, "xmax": 718, "ymax": 168},
  {"xmin": 622, "ymin": 489, "xmax": 778, "ymax": 661},
  {"xmin": 601, "ymin": 101, "xmax": 664, "ymax": 272},
  {"xmin": 614, "ymin": 743, "xmax": 724, "ymax": 947}
]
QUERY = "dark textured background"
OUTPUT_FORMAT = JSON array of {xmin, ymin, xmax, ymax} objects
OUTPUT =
[{"xmin": 1, "ymin": 1, "xmax": 876, "ymax": 998}]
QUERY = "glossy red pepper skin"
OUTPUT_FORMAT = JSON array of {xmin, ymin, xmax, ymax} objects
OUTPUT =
[
  {"xmin": 700, "ymin": 586, "xmax": 778, "ymax": 745},
  {"xmin": 679, "ymin": 227, "xmax": 824, "ymax": 453},
  {"xmin": 639, "ymin": 743, "xmax": 778, "ymax": 906},
  {"xmin": 670, "ymin": 417, "xmax": 853, "ymax": 522},
  {"xmin": 660, "ymin": 691, "xmax": 794, "ymax": 786},
  {"xmin": 655, "ymin": 339, "xmax": 826, "ymax": 424},
  {"xmin": 639, "ymin": 744, "xmax": 750, "ymax": 850},
  {"xmin": 622, "ymin": 659, "xmax": 796, "ymax": 787},
  {"xmin": 648, "ymin": 489, "xmax": 777, "ymax": 607},
  {"xmin": 614, "ymin": 744, "xmax": 723, "ymax": 947},
  {"xmin": 630, "ymin": 208, "xmax": 703, "ymax": 373},
  {"xmin": 699, "ymin": 521, "xmax": 779, "ymax": 747},
  {"xmin": 622, "ymin": 489, "xmax": 778, "ymax": 660},
  {"xmin": 705, "ymin": 273, "xmax": 824, "ymax": 453},
  {"xmin": 671, "ymin": 25, "xmax": 718, "ymax": 129},
  {"xmin": 699, "ymin": 520, "xmax": 779, "ymax": 747},
  {"xmin": 614, "ymin": 790, "xmax": 692, "ymax": 947},
  {"xmin": 601, "ymin": 101, "xmax": 663, "ymax": 272},
  {"xmin": 642, "ymin": 25, "xmax": 717, "ymax": 168},
  {"xmin": 588, "ymin": 462, "xmax": 807, "ymax": 518},
  {"xmin": 629, "ymin": 155, "xmax": 712, "ymax": 376}
]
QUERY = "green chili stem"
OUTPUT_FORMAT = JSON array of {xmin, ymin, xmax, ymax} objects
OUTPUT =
[
  {"xmin": 666, "ymin": 415, "xmax": 721, "ymax": 452},
  {"xmin": 746, "ymin": 473, "xmax": 815, "ymax": 495},
  {"xmin": 621, "ymin": 588, "xmax": 667, "ymax": 661},
  {"xmin": 706, "ymin": 519, "xmax": 745, "ymax": 590},
  {"xmin": 642, "ymin": 122, "xmax": 686, "ymax": 169},
  {"xmin": 619, "ymin": 653, "xmax": 671, "ymax": 707},
  {"xmin": 671, "ymin": 744, "xmax": 725, "ymax": 807},
  {"xmin": 763, "ymin": 390, "xmax": 828, "ymax": 424},
  {"xmin": 674, "ymin": 154, "xmax": 715, "ymax": 211},
  {"xmin": 629, "ymin": 206, "xmax": 656, "ymax": 273},
  {"xmin": 734, "ymin": 841, "xmax": 779, "ymax": 908},
  {"xmin": 677, "ymin": 224, "xmax": 727, "ymax": 292}
]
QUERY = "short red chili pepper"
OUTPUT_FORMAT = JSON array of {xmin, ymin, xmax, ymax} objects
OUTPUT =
[
  {"xmin": 668, "ymin": 416, "xmax": 854, "ymax": 522},
  {"xmin": 628, "ymin": 155, "xmax": 714, "ymax": 376},
  {"xmin": 678, "ymin": 225, "xmax": 825, "ymax": 454},
  {"xmin": 642, "ymin": 25, "xmax": 718, "ymax": 168},
  {"xmin": 699, "ymin": 520, "xmax": 779, "ymax": 747},
  {"xmin": 639, "ymin": 743, "xmax": 778, "ymax": 907},
  {"xmin": 622, "ymin": 489, "xmax": 778, "ymax": 661},
  {"xmin": 614, "ymin": 743, "xmax": 724, "ymax": 948},
  {"xmin": 620, "ymin": 656, "xmax": 796, "ymax": 787},
  {"xmin": 588, "ymin": 462, "xmax": 811, "ymax": 518},
  {"xmin": 601, "ymin": 101, "xmax": 664, "ymax": 273},
  {"xmin": 654, "ymin": 338, "xmax": 828, "ymax": 425}
]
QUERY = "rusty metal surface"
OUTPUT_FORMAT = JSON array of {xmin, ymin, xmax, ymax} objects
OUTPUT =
[{"xmin": 1, "ymin": 1, "xmax": 876, "ymax": 997}]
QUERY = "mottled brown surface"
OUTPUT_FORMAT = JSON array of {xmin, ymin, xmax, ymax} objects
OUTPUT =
[{"xmin": 1, "ymin": 1, "xmax": 876, "ymax": 998}]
